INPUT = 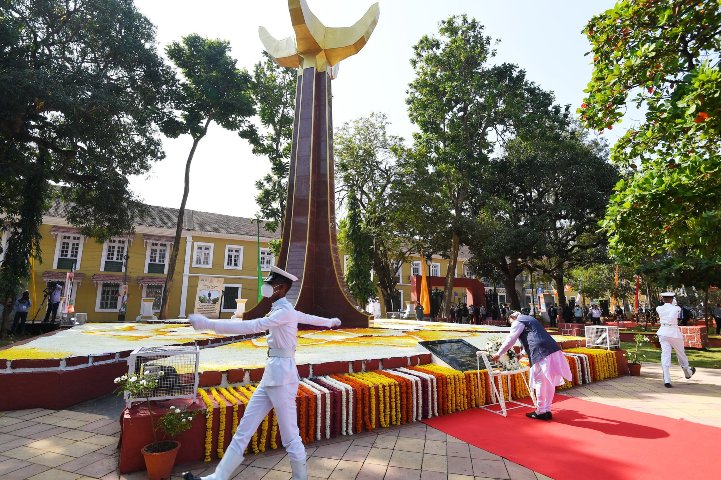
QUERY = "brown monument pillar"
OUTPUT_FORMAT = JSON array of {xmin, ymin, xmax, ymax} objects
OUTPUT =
[{"xmin": 244, "ymin": 0, "xmax": 379, "ymax": 327}]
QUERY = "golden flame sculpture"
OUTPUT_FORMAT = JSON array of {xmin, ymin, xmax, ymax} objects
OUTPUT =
[{"xmin": 259, "ymin": 0, "xmax": 380, "ymax": 74}]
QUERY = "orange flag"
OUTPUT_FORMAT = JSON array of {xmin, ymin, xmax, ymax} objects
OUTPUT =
[{"xmin": 420, "ymin": 261, "xmax": 431, "ymax": 315}]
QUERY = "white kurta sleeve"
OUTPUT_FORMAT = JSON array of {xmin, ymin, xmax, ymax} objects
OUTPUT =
[
  {"xmin": 189, "ymin": 310, "xmax": 289, "ymax": 336},
  {"xmin": 495, "ymin": 321, "xmax": 525, "ymax": 357},
  {"xmin": 295, "ymin": 311, "xmax": 337, "ymax": 328}
]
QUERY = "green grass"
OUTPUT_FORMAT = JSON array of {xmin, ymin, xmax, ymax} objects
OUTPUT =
[{"xmin": 621, "ymin": 341, "xmax": 721, "ymax": 369}]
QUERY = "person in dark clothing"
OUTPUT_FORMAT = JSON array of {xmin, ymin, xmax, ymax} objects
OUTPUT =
[
  {"xmin": 415, "ymin": 302, "xmax": 424, "ymax": 321},
  {"xmin": 43, "ymin": 284, "xmax": 62, "ymax": 323},
  {"xmin": 491, "ymin": 304, "xmax": 499, "ymax": 321},
  {"xmin": 562, "ymin": 304, "xmax": 573, "ymax": 324},
  {"xmin": 548, "ymin": 305, "xmax": 557, "ymax": 327},
  {"xmin": 11, "ymin": 291, "xmax": 31, "ymax": 334},
  {"xmin": 449, "ymin": 305, "xmax": 456, "ymax": 323}
]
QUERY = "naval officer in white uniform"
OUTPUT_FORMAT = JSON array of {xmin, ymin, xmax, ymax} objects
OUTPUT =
[
  {"xmin": 183, "ymin": 266, "xmax": 341, "ymax": 480},
  {"xmin": 656, "ymin": 291, "xmax": 695, "ymax": 388}
]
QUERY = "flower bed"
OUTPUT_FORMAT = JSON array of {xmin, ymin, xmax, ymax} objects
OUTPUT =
[{"xmin": 119, "ymin": 349, "xmax": 623, "ymax": 473}]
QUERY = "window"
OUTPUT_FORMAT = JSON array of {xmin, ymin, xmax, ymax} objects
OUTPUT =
[
  {"xmin": 411, "ymin": 261, "xmax": 421, "ymax": 276},
  {"xmin": 430, "ymin": 263, "xmax": 441, "ymax": 277},
  {"xmin": 55, "ymin": 234, "xmax": 83, "ymax": 270},
  {"xmin": 498, "ymin": 294, "xmax": 506, "ymax": 304},
  {"xmin": 221, "ymin": 284, "xmax": 242, "ymax": 312},
  {"xmin": 96, "ymin": 282, "xmax": 120, "ymax": 312},
  {"xmin": 224, "ymin": 245, "xmax": 243, "ymax": 269},
  {"xmin": 462, "ymin": 263, "xmax": 472, "ymax": 278},
  {"xmin": 102, "ymin": 238, "xmax": 127, "ymax": 272},
  {"xmin": 395, "ymin": 264, "xmax": 403, "ymax": 283},
  {"xmin": 193, "ymin": 242, "xmax": 214, "ymax": 268},
  {"xmin": 143, "ymin": 284, "xmax": 164, "ymax": 312},
  {"xmin": 259, "ymin": 248, "xmax": 274, "ymax": 271},
  {"xmin": 146, "ymin": 242, "xmax": 168, "ymax": 274}
]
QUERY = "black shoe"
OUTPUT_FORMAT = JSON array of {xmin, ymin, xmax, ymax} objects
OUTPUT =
[
  {"xmin": 182, "ymin": 473, "xmax": 202, "ymax": 480},
  {"xmin": 664, "ymin": 383, "xmax": 673, "ymax": 388},
  {"xmin": 526, "ymin": 411, "xmax": 552, "ymax": 421},
  {"xmin": 685, "ymin": 366, "xmax": 696, "ymax": 379}
]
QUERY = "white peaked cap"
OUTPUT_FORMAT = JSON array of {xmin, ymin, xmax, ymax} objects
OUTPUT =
[
  {"xmin": 264, "ymin": 265, "xmax": 299, "ymax": 283},
  {"xmin": 660, "ymin": 291, "xmax": 676, "ymax": 297}
]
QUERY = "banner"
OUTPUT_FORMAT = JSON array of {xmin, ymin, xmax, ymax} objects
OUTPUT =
[
  {"xmin": 194, "ymin": 276, "xmax": 224, "ymax": 319},
  {"xmin": 419, "ymin": 262, "xmax": 431, "ymax": 315}
]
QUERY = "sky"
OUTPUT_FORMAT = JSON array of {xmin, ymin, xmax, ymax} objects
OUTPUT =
[{"xmin": 129, "ymin": 0, "xmax": 628, "ymax": 219}]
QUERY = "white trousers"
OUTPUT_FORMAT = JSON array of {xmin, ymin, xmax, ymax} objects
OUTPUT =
[
  {"xmin": 227, "ymin": 382, "xmax": 305, "ymax": 462},
  {"xmin": 531, "ymin": 377, "xmax": 556, "ymax": 414},
  {"xmin": 658, "ymin": 335, "xmax": 690, "ymax": 384}
]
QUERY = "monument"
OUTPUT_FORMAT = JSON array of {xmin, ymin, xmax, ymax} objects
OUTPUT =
[{"xmin": 244, "ymin": 0, "xmax": 379, "ymax": 327}]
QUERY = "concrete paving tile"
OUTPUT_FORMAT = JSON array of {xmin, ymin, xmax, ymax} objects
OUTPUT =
[
  {"xmin": 233, "ymin": 466, "xmax": 268, "ymax": 480},
  {"xmin": 384, "ymin": 465, "xmax": 421, "ymax": 480},
  {"xmin": 394, "ymin": 436, "xmax": 425, "ymax": 453},
  {"xmin": 472, "ymin": 458, "xmax": 509, "ymax": 479},
  {"xmin": 420, "ymin": 470, "xmax": 447, "ymax": 480},
  {"xmin": 0, "ymin": 417, "xmax": 26, "ymax": 427},
  {"xmin": 55, "ymin": 451, "xmax": 109, "ymax": 472},
  {"xmin": 3, "ymin": 446, "xmax": 45, "ymax": 461},
  {"xmin": 364, "ymin": 447, "xmax": 392, "ymax": 466},
  {"xmin": 373, "ymin": 435, "xmax": 397, "ymax": 449},
  {"xmin": 328, "ymin": 459, "xmax": 362, "ymax": 479},
  {"xmin": 397, "ymin": 427, "xmax": 426, "ymax": 440},
  {"xmin": 469, "ymin": 445, "xmax": 502, "ymax": 461},
  {"xmin": 0, "ymin": 458, "xmax": 32, "ymax": 475},
  {"xmin": 355, "ymin": 462, "xmax": 386, "ymax": 480},
  {"xmin": 447, "ymin": 442, "xmax": 471, "ymax": 458},
  {"xmin": 23, "ymin": 426, "xmax": 71, "ymax": 441},
  {"xmin": 504, "ymin": 459, "xmax": 537, "ymax": 480},
  {"xmin": 27, "ymin": 468, "xmax": 80, "ymax": 480},
  {"xmin": 306, "ymin": 456, "xmax": 340, "ymax": 478},
  {"xmin": 340, "ymin": 445, "xmax": 370, "ymax": 462},
  {"xmin": 422, "ymin": 453, "xmax": 447, "ymax": 473},
  {"xmin": 3, "ymin": 462, "xmax": 50, "ymax": 479},
  {"xmin": 424, "ymin": 439, "xmax": 446, "ymax": 454},
  {"xmin": 261, "ymin": 470, "xmax": 291, "ymax": 480},
  {"xmin": 388, "ymin": 450, "xmax": 423, "ymax": 469},
  {"xmin": 448, "ymin": 455, "xmax": 475, "ymax": 475},
  {"xmin": 250, "ymin": 452, "xmax": 285, "ymax": 469},
  {"xmin": 424, "ymin": 428, "xmax": 447, "ymax": 441},
  {"xmin": 447, "ymin": 475, "xmax": 475, "ymax": 480},
  {"xmin": 27, "ymin": 451, "xmax": 76, "ymax": 468}
]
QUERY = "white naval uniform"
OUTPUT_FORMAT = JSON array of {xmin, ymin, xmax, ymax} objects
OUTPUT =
[
  {"xmin": 656, "ymin": 302, "xmax": 692, "ymax": 384},
  {"xmin": 190, "ymin": 298, "xmax": 338, "ymax": 475}
]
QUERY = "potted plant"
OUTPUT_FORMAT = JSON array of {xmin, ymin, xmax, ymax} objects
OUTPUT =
[
  {"xmin": 627, "ymin": 333, "xmax": 649, "ymax": 376},
  {"xmin": 115, "ymin": 371, "xmax": 198, "ymax": 480}
]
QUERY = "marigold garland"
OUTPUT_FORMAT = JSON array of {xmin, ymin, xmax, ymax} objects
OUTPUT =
[
  {"xmin": 209, "ymin": 388, "xmax": 226, "ymax": 458},
  {"xmin": 218, "ymin": 387, "xmax": 239, "ymax": 434},
  {"xmin": 198, "ymin": 389, "xmax": 214, "ymax": 462}
]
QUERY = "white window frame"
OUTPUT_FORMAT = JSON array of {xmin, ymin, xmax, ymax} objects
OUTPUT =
[
  {"xmin": 411, "ymin": 261, "xmax": 421, "ymax": 276},
  {"xmin": 396, "ymin": 264, "xmax": 403, "ymax": 284},
  {"xmin": 145, "ymin": 241, "xmax": 169, "ymax": 274},
  {"xmin": 220, "ymin": 284, "xmax": 243, "ymax": 312},
  {"xmin": 224, "ymin": 245, "xmax": 244, "ymax": 270},
  {"xmin": 142, "ymin": 284, "xmax": 165, "ymax": 313},
  {"xmin": 100, "ymin": 237, "xmax": 128, "ymax": 272},
  {"xmin": 430, "ymin": 262, "xmax": 441, "ymax": 277},
  {"xmin": 53, "ymin": 233, "xmax": 84, "ymax": 270},
  {"xmin": 259, "ymin": 248, "xmax": 274, "ymax": 271},
  {"xmin": 192, "ymin": 242, "xmax": 214, "ymax": 268},
  {"xmin": 95, "ymin": 282, "xmax": 121, "ymax": 312}
]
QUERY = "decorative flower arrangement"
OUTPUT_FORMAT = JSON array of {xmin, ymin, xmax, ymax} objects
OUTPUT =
[
  {"xmin": 114, "ymin": 371, "xmax": 197, "ymax": 454},
  {"xmin": 485, "ymin": 336, "xmax": 522, "ymax": 371},
  {"xmin": 628, "ymin": 333, "xmax": 649, "ymax": 364}
]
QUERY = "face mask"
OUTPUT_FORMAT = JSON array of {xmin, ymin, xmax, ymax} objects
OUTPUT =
[{"xmin": 261, "ymin": 283, "xmax": 275, "ymax": 298}]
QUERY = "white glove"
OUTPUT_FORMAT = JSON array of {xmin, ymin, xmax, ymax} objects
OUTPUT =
[
  {"xmin": 330, "ymin": 317, "xmax": 341, "ymax": 328},
  {"xmin": 188, "ymin": 313, "xmax": 209, "ymax": 330}
]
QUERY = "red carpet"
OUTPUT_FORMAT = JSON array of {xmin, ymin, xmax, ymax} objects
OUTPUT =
[{"xmin": 423, "ymin": 395, "xmax": 721, "ymax": 480}]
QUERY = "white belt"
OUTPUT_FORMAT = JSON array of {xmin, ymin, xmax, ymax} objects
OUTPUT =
[
  {"xmin": 660, "ymin": 323, "xmax": 678, "ymax": 327},
  {"xmin": 267, "ymin": 348, "xmax": 295, "ymax": 358}
]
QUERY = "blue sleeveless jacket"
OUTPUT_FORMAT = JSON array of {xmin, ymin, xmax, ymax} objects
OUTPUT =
[{"xmin": 517, "ymin": 315, "xmax": 560, "ymax": 366}]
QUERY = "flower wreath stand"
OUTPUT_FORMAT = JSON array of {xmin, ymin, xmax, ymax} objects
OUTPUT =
[{"xmin": 476, "ymin": 350, "xmax": 536, "ymax": 417}]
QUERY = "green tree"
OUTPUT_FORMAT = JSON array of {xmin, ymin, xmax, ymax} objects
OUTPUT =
[
  {"xmin": 248, "ymin": 52, "xmax": 297, "ymax": 233},
  {"xmin": 0, "ymin": 0, "xmax": 170, "ymax": 332},
  {"xmin": 159, "ymin": 35, "xmax": 254, "ymax": 320},
  {"xmin": 581, "ymin": 0, "xmax": 721, "ymax": 265},
  {"xmin": 337, "ymin": 188, "xmax": 375, "ymax": 307},
  {"xmin": 334, "ymin": 113, "xmax": 409, "ymax": 314},
  {"xmin": 405, "ymin": 15, "xmax": 564, "ymax": 317}
]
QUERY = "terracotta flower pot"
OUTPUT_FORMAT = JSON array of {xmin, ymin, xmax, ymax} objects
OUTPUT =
[
  {"xmin": 628, "ymin": 363, "xmax": 642, "ymax": 376},
  {"xmin": 142, "ymin": 440, "xmax": 180, "ymax": 480}
]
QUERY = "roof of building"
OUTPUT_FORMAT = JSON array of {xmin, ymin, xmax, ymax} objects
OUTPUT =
[{"xmin": 46, "ymin": 199, "xmax": 279, "ymax": 239}]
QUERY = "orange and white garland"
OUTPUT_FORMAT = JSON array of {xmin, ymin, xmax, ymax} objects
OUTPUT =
[{"xmin": 196, "ymin": 349, "xmax": 621, "ymax": 461}]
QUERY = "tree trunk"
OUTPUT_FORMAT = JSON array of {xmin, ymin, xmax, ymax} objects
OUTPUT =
[
  {"xmin": 554, "ymin": 273, "xmax": 567, "ymax": 308},
  {"xmin": 159, "ymin": 120, "xmax": 211, "ymax": 320},
  {"xmin": 441, "ymin": 231, "xmax": 460, "ymax": 318},
  {"xmin": 502, "ymin": 273, "xmax": 521, "ymax": 310}
]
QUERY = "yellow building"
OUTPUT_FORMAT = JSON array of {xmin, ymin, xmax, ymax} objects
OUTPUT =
[{"xmin": 31, "ymin": 204, "xmax": 278, "ymax": 321}]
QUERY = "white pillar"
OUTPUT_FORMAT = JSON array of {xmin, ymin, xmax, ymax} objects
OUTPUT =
[
  {"xmin": 140, "ymin": 297, "xmax": 155, "ymax": 319},
  {"xmin": 231, "ymin": 299, "xmax": 248, "ymax": 319},
  {"xmin": 179, "ymin": 234, "xmax": 193, "ymax": 318}
]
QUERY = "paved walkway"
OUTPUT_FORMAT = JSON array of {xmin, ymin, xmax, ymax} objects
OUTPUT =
[{"xmin": 0, "ymin": 363, "xmax": 718, "ymax": 480}]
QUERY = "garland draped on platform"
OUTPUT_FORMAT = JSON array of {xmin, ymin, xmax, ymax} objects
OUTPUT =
[{"xmin": 196, "ymin": 349, "xmax": 621, "ymax": 461}]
